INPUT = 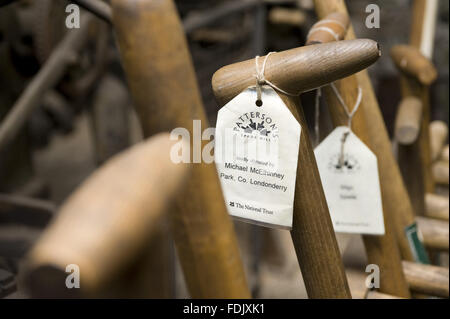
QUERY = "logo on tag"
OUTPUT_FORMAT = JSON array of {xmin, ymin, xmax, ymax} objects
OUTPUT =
[
  {"xmin": 328, "ymin": 153, "xmax": 361, "ymax": 173},
  {"xmin": 234, "ymin": 112, "xmax": 279, "ymax": 139}
]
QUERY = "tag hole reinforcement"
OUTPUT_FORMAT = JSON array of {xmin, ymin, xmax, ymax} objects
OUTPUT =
[{"xmin": 255, "ymin": 99, "xmax": 263, "ymax": 107}]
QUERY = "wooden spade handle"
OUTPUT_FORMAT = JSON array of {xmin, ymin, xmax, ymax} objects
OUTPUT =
[
  {"xmin": 212, "ymin": 39, "xmax": 380, "ymax": 105},
  {"xmin": 425, "ymin": 193, "xmax": 449, "ymax": 221},
  {"xmin": 111, "ymin": 0, "xmax": 250, "ymax": 298},
  {"xmin": 430, "ymin": 121, "xmax": 448, "ymax": 162},
  {"xmin": 306, "ymin": 12, "xmax": 349, "ymax": 45},
  {"xmin": 307, "ymin": 9, "xmax": 411, "ymax": 298},
  {"xmin": 416, "ymin": 216, "xmax": 449, "ymax": 252},
  {"xmin": 24, "ymin": 133, "xmax": 190, "ymax": 297},
  {"xmin": 313, "ymin": 0, "xmax": 428, "ymax": 265},
  {"xmin": 212, "ymin": 39, "xmax": 381, "ymax": 299},
  {"xmin": 394, "ymin": 97, "xmax": 423, "ymax": 145},
  {"xmin": 442, "ymin": 145, "xmax": 449, "ymax": 162},
  {"xmin": 402, "ymin": 261, "xmax": 449, "ymax": 298},
  {"xmin": 390, "ymin": 45, "xmax": 437, "ymax": 86}
]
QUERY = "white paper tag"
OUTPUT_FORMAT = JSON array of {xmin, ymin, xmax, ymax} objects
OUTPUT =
[
  {"xmin": 314, "ymin": 126, "xmax": 385, "ymax": 235},
  {"xmin": 214, "ymin": 85, "xmax": 301, "ymax": 229}
]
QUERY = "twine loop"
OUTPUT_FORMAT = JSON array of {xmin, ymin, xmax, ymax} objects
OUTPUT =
[{"xmin": 254, "ymin": 52, "xmax": 299, "ymax": 104}]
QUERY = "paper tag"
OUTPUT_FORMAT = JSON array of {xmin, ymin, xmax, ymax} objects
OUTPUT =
[
  {"xmin": 214, "ymin": 85, "xmax": 301, "ymax": 229},
  {"xmin": 314, "ymin": 126, "xmax": 385, "ymax": 235}
]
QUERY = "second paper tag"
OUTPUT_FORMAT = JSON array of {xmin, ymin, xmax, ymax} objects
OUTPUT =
[
  {"xmin": 314, "ymin": 126, "xmax": 385, "ymax": 235},
  {"xmin": 215, "ymin": 85, "xmax": 301, "ymax": 229}
]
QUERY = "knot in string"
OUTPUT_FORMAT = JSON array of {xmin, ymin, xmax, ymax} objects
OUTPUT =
[
  {"xmin": 329, "ymin": 83, "xmax": 363, "ymax": 167},
  {"xmin": 254, "ymin": 52, "xmax": 299, "ymax": 105}
]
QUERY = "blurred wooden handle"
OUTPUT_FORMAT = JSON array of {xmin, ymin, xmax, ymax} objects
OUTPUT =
[
  {"xmin": 425, "ymin": 193, "xmax": 449, "ymax": 221},
  {"xmin": 441, "ymin": 145, "xmax": 449, "ymax": 162},
  {"xmin": 430, "ymin": 121, "xmax": 448, "ymax": 161},
  {"xmin": 306, "ymin": 12, "xmax": 349, "ymax": 45},
  {"xmin": 390, "ymin": 45, "xmax": 437, "ymax": 85},
  {"xmin": 394, "ymin": 96, "xmax": 423, "ymax": 145},
  {"xmin": 268, "ymin": 7, "xmax": 306, "ymax": 27},
  {"xmin": 433, "ymin": 160, "xmax": 449, "ymax": 185},
  {"xmin": 25, "ymin": 133, "xmax": 190, "ymax": 297},
  {"xmin": 402, "ymin": 261, "xmax": 449, "ymax": 298},
  {"xmin": 416, "ymin": 216, "xmax": 449, "ymax": 251}
]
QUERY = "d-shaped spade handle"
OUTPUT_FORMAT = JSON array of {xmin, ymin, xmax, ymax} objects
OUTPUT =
[
  {"xmin": 212, "ymin": 39, "xmax": 381, "ymax": 299},
  {"xmin": 212, "ymin": 39, "xmax": 380, "ymax": 105}
]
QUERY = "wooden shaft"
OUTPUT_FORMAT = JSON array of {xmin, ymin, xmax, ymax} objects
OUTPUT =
[
  {"xmin": 425, "ymin": 193, "xmax": 449, "ymax": 221},
  {"xmin": 394, "ymin": 97, "xmax": 423, "ymax": 145},
  {"xmin": 24, "ymin": 133, "xmax": 190, "ymax": 297},
  {"xmin": 402, "ymin": 260, "xmax": 449, "ymax": 298},
  {"xmin": 416, "ymin": 216, "xmax": 449, "ymax": 252},
  {"xmin": 111, "ymin": 0, "xmax": 250, "ymax": 298},
  {"xmin": 313, "ymin": 0, "xmax": 427, "ymax": 263},
  {"xmin": 212, "ymin": 39, "xmax": 380, "ymax": 105},
  {"xmin": 410, "ymin": 0, "xmax": 438, "ymax": 59},
  {"xmin": 391, "ymin": 45, "xmax": 437, "ymax": 195},
  {"xmin": 305, "ymin": 12, "xmax": 349, "ymax": 45},
  {"xmin": 211, "ymin": 40, "xmax": 380, "ymax": 298},
  {"xmin": 307, "ymin": 14, "xmax": 410, "ymax": 298},
  {"xmin": 397, "ymin": 140, "xmax": 425, "ymax": 216},
  {"xmin": 390, "ymin": 45, "xmax": 437, "ymax": 86},
  {"xmin": 430, "ymin": 121, "xmax": 448, "ymax": 162},
  {"xmin": 398, "ymin": 75, "xmax": 435, "ymax": 194}
]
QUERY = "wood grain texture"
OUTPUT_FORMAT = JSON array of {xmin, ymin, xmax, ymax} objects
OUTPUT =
[
  {"xmin": 313, "ymin": 0, "xmax": 426, "ymax": 263},
  {"xmin": 416, "ymin": 216, "xmax": 449, "ymax": 251},
  {"xmin": 430, "ymin": 121, "xmax": 448, "ymax": 162},
  {"xmin": 212, "ymin": 39, "xmax": 380, "ymax": 105},
  {"xmin": 111, "ymin": 0, "xmax": 250, "ymax": 298},
  {"xmin": 308, "ymin": 18, "xmax": 410, "ymax": 298},
  {"xmin": 306, "ymin": 12, "xmax": 349, "ymax": 45},
  {"xmin": 397, "ymin": 140, "xmax": 425, "ymax": 216},
  {"xmin": 211, "ymin": 42, "xmax": 372, "ymax": 297},
  {"xmin": 394, "ymin": 96, "xmax": 423, "ymax": 145},
  {"xmin": 391, "ymin": 45, "xmax": 437, "ymax": 86},
  {"xmin": 441, "ymin": 145, "xmax": 449, "ymax": 162},
  {"xmin": 433, "ymin": 160, "xmax": 449, "ymax": 185},
  {"xmin": 403, "ymin": 260, "xmax": 449, "ymax": 298},
  {"xmin": 425, "ymin": 193, "xmax": 449, "ymax": 221},
  {"xmin": 24, "ymin": 133, "xmax": 190, "ymax": 297},
  {"xmin": 366, "ymin": 291, "xmax": 404, "ymax": 299}
]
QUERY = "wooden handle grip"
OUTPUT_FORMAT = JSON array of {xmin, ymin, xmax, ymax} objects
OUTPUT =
[
  {"xmin": 306, "ymin": 12, "xmax": 349, "ymax": 45},
  {"xmin": 394, "ymin": 96, "xmax": 423, "ymax": 145},
  {"xmin": 391, "ymin": 45, "xmax": 437, "ymax": 85},
  {"xmin": 402, "ymin": 261, "xmax": 449, "ymax": 298},
  {"xmin": 212, "ymin": 39, "xmax": 380, "ymax": 105},
  {"xmin": 430, "ymin": 121, "xmax": 448, "ymax": 161},
  {"xmin": 416, "ymin": 216, "xmax": 449, "ymax": 251},
  {"xmin": 24, "ymin": 133, "xmax": 190, "ymax": 297},
  {"xmin": 425, "ymin": 193, "xmax": 449, "ymax": 221}
]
